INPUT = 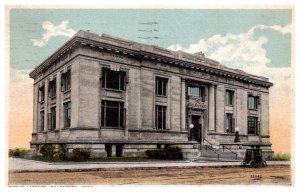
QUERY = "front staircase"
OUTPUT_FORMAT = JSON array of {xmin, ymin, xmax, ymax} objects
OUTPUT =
[{"xmin": 196, "ymin": 139, "xmax": 244, "ymax": 162}]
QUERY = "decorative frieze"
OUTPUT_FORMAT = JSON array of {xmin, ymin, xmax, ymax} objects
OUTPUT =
[{"xmin": 187, "ymin": 97, "xmax": 208, "ymax": 110}]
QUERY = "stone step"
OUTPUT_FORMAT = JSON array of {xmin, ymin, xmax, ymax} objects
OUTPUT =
[
  {"xmin": 196, "ymin": 156, "xmax": 243, "ymax": 162},
  {"xmin": 200, "ymin": 147, "xmax": 243, "ymax": 160}
]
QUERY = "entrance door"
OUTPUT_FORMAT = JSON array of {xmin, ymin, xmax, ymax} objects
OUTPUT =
[{"xmin": 192, "ymin": 115, "xmax": 202, "ymax": 144}]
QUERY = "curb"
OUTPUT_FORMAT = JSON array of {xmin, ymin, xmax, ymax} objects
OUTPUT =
[{"xmin": 10, "ymin": 162, "xmax": 290, "ymax": 173}]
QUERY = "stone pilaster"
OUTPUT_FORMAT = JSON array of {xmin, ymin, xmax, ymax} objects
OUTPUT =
[
  {"xmin": 44, "ymin": 79, "xmax": 49, "ymax": 131},
  {"xmin": 181, "ymin": 79, "xmax": 186, "ymax": 130},
  {"xmin": 208, "ymin": 84, "xmax": 216, "ymax": 131},
  {"xmin": 33, "ymin": 85, "xmax": 38, "ymax": 133},
  {"xmin": 260, "ymin": 93, "xmax": 270, "ymax": 143},
  {"xmin": 236, "ymin": 88, "xmax": 247, "ymax": 135},
  {"xmin": 167, "ymin": 77, "xmax": 171, "ymax": 130},
  {"xmin": 215, "ymin": 84, "xmax": 225, "ymax": 133},
  {"xmin": 56, "ymin": 71, "xmax": 61, "ymax": 130}
]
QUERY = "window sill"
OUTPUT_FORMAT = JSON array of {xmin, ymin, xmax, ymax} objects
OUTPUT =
[
  {"xmin": 62, "ymin": 89, "xmax": 71, "ymax": 94},
  {"xmin": 225, "ymin": 131, "xmax": 235, "ymax": 134},
  {"xmin": 156, "ymin": 95, "xmax": 167, "ymax": 98},
  {"xmin": 248, "ymin": 108, "xmax": 258, "ymax": 111},
  {"xmin": 101, "ymin": 127, "xmax": 125, "ymax": 130},
  {"xmin": 102, "ymin": 88, "xmax": 125, "ymax": 92},
  {"xmin": 49, "ymin": 96, "xmax": 56, "ymax": 100}
]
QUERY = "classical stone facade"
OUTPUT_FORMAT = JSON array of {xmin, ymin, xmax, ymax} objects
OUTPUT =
[{"xmin": 28, "ymin": 30, "xmax": 273, "ymax": 159}]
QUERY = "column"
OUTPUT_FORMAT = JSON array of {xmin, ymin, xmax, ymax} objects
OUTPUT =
[
  {"xmin": 111, "ymin": 144, "xmax": 116, "ymax": 157},
  {"xmin": 260, "ymin": 93, "xmax": 270, "ymax": 143},
  {"xmin": 56, "ymin": 72, "xmax": 61, "ymax": 130},
  {"xmin": 44, "ymin": 79, "xmax": 49, "ymax": 131},
  {"xmin": 208, "ymin": 84, "xmax": 215, "ymax": 131},
  {"xmin": 181, "ymin": 79, "xmax": 186, "ymax": 130},
  {"xmin": 215, "ymin": 84, "xmax": 225, "ymax": 133},
  {"xmin": 33, "ymin": 85, "xmax": 38, "ymax": 133}
]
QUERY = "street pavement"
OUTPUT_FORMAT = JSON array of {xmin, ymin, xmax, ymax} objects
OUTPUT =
[{"xmin": 8, "ymin": 157, "xmax": 290, "ymax": 172}]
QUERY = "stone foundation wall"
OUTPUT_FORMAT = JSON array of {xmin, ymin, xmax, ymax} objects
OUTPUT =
[{"xmin": 29, "ymin": 141, "xmax": 200, "ymax": 160}]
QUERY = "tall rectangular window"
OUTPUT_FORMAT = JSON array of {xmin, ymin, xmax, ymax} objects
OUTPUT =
[
  {"xmin": 48, "ymin": 79, "xmax": 56, "ymax": 98},
  {"xmin": 187, "ymin": 85, "xmax": 205, "ymax": 98},
  {"xmin": 248, "ymin": 95, "xmax": 258, "ymax": 109},
  {"xmin": 61, "ymin": 70, "xmax": 71, "ymax": 92},
  {"xmin": 101, "ymin": 100, "xmax": 125, "ymax": 127},
  {"xmin": 226, "ymin": 113, "xmax": 234, "ymax": 133},
  {"xmin": 248, "ymin": 116, "xmax": 258, "ymax": 135},
  {"xmin": 48, "ymin": 107, "xmax": 56, "ymax": 130},
  {"xmin": 155, "ymin": 105, "xmax": 166, "ymax": 129},
  {"xmin": 40, "ymin": 111, "xmax": 44, "ymax": 132},
  {"xmin": 38, "ymin": 86, "xmax": 45, "ymax": 102},
  {"xmin": 102, "ymin": 68, "xmax": 126, "ymax": 90},
  {"xmin": 64, "ymin": 102, "xmax": 71, "ymax": 128},
  {"xmin": 226, "ymin": 90, "xmax": 234, "ymax": 106},
  {"xmin": 155, "ymin": 77, "xmax": 168, "ymax": 96}
]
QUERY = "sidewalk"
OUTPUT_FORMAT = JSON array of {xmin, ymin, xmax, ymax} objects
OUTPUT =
[{"xmin": 8, "ymin": 157, "xmax": 290, "ymax": 173}]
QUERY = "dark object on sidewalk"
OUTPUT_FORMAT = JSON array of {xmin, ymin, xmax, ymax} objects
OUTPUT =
[{"xmin": 241, "ymin": 146, "xmax": 267, "ymax": 168}]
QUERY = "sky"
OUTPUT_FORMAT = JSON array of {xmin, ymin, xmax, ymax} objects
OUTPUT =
[{"xmin": 8, "ymin": 8, "xmax": 293, "ymax": 153}]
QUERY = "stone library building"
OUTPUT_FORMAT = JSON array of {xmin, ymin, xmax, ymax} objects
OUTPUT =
[{"xmin": 28, "ymin": 30, "xmax": 273, "ymax": 159}]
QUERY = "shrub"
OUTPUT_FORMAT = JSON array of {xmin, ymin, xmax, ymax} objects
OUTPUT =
[
  {"xmin": 58, "ymin": 144, "xmax": 69, "ymax": 161},
  {"xmin": 272, "ymin": 152, "xmax": 291, "ymax": 161},
  {"xmin": 165, "ymin": 146, "xmax": 183, "ymax": 160},
  {"xmin": 40, "ymin": 144, "xmax": 56, "ymax": 160},
  {"xmin": 71, "ymin": 148, "xmax": 91, "ymax": 161},
  {"xmin": 145, "ymin": 145, "xmax": 183, "ymax": 160},
  {"xmin": 145, "ymin": 149, "xmax": 165, "ymax": 159},
  {"xmin": 9, "ymin": 149, "xmax": 13, "ymax": 157},
  {"xmin": 9, "ymin": 148, "xmax": 28, "ymax": 158},
  {"xmin": 81, "ymin": 149, "xmax": 91, "ymax": 160}
]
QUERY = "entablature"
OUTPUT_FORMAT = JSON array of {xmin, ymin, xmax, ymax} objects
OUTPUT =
[{"xmin": 30, "ymin": 30, "xmax": 273, "ymax": 89}]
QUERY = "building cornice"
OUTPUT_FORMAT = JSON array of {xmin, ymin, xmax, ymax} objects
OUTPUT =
[{"xmin": 29, "ymin": 30, "xmax": 273, "ymax": 88}]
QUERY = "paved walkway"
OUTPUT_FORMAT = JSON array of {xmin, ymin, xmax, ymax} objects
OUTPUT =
[{"xmin": 8, "ymin": 158, "xmax": 290, "ymax": 172}]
